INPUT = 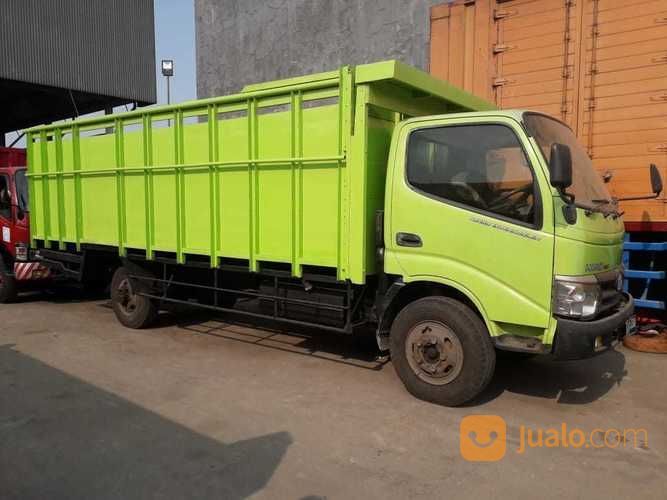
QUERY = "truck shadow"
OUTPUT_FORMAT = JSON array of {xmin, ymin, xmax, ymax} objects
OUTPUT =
[
  {"xmin": 176, "ymin": 310, "xmax": 389, "ymax": 372},
  {"xmin": 171, "ymin": 307, "xmax": 624, "ymax": 405},
  {"xmin": 0, "ymin": 344, "xmax": 292, "ymax": 500},
  {"xmin": 14, "ymin": 284, "xmax": 109, "ymax": 304},
  {"xmin": 469, "ymin": 348, "xmax": 627, "ymax": 406}
]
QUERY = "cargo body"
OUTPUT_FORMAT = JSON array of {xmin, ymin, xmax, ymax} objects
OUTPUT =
[
  {"xmin": 27, "ymin": 61, "xmax": 491, "ymax": 284},
  {"xmin": 430, "ymin": 0, "xmax": 667, "ymax": 226}
]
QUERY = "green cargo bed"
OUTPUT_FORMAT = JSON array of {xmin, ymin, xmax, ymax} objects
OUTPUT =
[{"xmin": 26, "ymin": 60, "xmax": 493, "ymax": 283}]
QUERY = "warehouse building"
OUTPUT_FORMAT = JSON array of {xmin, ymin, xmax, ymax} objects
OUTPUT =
[{"xmin": 0, "ymin": 0, "xmax": 156, "ymax": 145}]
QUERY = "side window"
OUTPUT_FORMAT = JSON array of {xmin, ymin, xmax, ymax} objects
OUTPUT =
[
  {"xmin": 0, "ymin": 175, "xmax": 11, "ymax": 219},
  {"xmin": 406, "ymin": 124, "xmax": 537, "ymax": 225}
]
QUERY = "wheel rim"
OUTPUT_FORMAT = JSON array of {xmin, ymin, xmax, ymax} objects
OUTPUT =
[
  {"xmin": 405, "ymin": 320, "xmax": 464, "ymax": 385},
  {"xmin": 117, "ymin": 278, "xmax": 138, "ymax": 315}
]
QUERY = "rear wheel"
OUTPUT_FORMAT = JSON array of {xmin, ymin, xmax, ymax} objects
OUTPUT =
[
  {"xmin": 0, "ymin": 264, "xmax": 17, "ymax": 303},
  {"xmin": 111, "ymin": 266, "xmax": 157, "ymax": 329},
  {"xmin": 390, "ymin": 296, "xmax": 496, "ymax": 406}
]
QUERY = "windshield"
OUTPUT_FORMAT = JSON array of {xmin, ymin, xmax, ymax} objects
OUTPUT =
[
  {"xmin": 15, "ymin": 169, "xmax": 29, "ymax": 212},
  {"xmin": 523, "ymin": 113, "xmax": 611, "ymax": 210}
]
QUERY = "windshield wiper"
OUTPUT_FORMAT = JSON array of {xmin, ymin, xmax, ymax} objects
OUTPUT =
[{"xmin": 584, "ymin": 199, "xmax": 622, "ymax": 218}]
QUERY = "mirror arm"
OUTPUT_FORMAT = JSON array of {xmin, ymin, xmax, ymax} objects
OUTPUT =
[
  {"xmin": 557, "ymin": 188, "xmax": 575, "ymax": 205},
  {"xmin": 616, "ymin": 193, "xmax": 661, "ymax": 202}
]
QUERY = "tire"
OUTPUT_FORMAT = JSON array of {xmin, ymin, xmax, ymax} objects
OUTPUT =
[
  {"xmin": 390, "ymin": 296, "xmax": 495, "ymax": 407},
  {"xmin": 0, "ymin": 263, "xmax": 17, "ymax": 303},
  {"xmin": 110, "ymin": 266, "xmax": 158, "ymax": 329}
]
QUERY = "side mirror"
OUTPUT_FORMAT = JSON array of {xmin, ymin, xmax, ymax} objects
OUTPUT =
[
  {"xmin": 650, "ymin": 163, "xmax": 662, "ymax": 196},
  {"xmin": 549, "ymin": 143, "xmax": 573, "ymax": 190}
]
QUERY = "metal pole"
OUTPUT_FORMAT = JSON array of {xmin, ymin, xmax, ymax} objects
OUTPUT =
[{"xmin": 166, "ymin": 75, "xmax": 171, "ymax": 127}]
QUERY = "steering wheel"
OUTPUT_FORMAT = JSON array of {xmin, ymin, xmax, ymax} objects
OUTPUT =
[
  {"xmin": 450, "ymin": 181, "xmax": 487, "ymax": 209},
  {"xmin": 487, "ymin": 184, "xmax": 533, "ymax": 216}
]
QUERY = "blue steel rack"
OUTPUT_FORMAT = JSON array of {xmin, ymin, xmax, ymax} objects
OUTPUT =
[{"xmin": 622, "ymin": 235, "xmax": 667, "ymax": 310}]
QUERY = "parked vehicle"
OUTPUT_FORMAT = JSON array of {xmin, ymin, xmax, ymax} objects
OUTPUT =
[
  {"xmin": 0, "ymin": 147, "xmax": 51, "ymax": 302},
  {"xmin": 25, "ymin": 61, "xmax": 652, "ymax": 405}
]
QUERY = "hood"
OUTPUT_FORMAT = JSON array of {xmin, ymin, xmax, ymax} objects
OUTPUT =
[{"xmin": 553, "ymin": 198, "xmax": 625, "ymax": 276}]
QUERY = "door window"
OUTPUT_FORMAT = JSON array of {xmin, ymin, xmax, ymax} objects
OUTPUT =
[
  {"xmin": 0, "ymin": 175, "xmax": 11, "ymax": 219},
  {"xmin": 406, "ymin": 124, "xmax": 537, "ymax": 226}
]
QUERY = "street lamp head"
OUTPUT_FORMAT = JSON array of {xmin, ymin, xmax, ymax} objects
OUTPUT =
[{"xmin": 161, "ymin": 59, "xmax": 174, "ymax": 77}]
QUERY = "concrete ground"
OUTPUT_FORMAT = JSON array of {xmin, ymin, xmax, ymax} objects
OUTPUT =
[{"xmin": 1, "ymin": 289, "xmax": 665, "ymax": 500}]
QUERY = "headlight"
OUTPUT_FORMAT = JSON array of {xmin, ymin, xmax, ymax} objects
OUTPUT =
[{"xmin": 553, "ymin": 277, "xmax": 600, "ymax": 319}]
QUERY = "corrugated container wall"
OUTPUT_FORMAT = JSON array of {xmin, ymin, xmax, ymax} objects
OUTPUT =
[
  {"xmin": 0, "ymin": 0, "xmax": 156, "ymax": 104},
  {"xmin": 430, "ymin": 0, "xmax": 667, "ymax": 226}
]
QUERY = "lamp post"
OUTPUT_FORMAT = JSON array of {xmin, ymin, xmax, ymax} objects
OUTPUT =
[
  {"xmin": 161, "ymin": 59, "xmax": 174, "ymax": 126},
  {"xmin": 161, "ymin": 59, "xmax": 174, "ymax": 105}
]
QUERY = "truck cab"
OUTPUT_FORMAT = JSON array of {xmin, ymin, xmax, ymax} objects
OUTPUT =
[
  {"xmin": 0, "ymin": 147, "xmax": 50, "ymax": 302},
  {"xmin": 380, "ymin": 109, "xmax": 639, "ymax": 404}
]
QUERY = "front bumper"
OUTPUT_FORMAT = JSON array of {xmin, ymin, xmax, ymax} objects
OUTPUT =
[
  {"xmin": 13, "ymin": 261, "xmax": 53, "ymax": 282},
  {"xmin": 552, "ymin": 293, "xmax": 634, "ymax": 360}
]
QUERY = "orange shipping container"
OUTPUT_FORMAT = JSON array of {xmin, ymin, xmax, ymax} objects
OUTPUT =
[{"xmin": 430, "ymin": 0, "xmax": 667, "ymax": 228}]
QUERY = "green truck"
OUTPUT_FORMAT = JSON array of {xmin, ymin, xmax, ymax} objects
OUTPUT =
[{"xmin": 25, "ymin": 61, "xmax": 643, "ymax": 406}]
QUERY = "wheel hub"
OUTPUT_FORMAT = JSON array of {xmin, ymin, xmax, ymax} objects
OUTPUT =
[
  {"xmin": 405, "ymin": 321, "xmax": 463, "ymax": 385},
  {"xmin": 117, "ymin": 278, "xmax": 137, "ymax": 314}
]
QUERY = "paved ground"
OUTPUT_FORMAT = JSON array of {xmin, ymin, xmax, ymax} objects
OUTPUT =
[{"xmin": 1, "ymin": 289, "xmax": 666, "ymax": 499}]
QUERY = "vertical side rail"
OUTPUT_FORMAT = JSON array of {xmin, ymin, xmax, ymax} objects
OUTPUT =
[
  {"xmin": 39, "ymin": 130, "xmax": 51, "ymax": 247},
  {"xmin": 26, "ymin": 133, "xmax": 38, "ymax": 246},
  {"xmin": 208, "ymin": 104, "xmax": 219, "ymax": 267},
  {"xmin": 348, "ymin": 82, "xmax": 369, "ymax": 284},
  {"xmin": 338, "ymin": 66, "xmax": 354, "ymax": 281},
  {"xmin": 54, "ymin": 127, "xmax": 65, "ymax": 249},
  {"xmin": 142, "ymin": 115, "xmax": 154, "ymax": 259},
  {"xmin": 248, "ymin": 98, "xmax": 258, "ymax": 272},
  {"xmin": 290, "ymin": 91, "xmax": 303, "ymax": 277},
  {"xmin": 115, "ymin": 118, "xmax": 127, "ymax": 256},
  {"xmin": 208, "ymin": 104, "xmax": 221, "ymax": 275},
  {"xmin": 175, "ymin": 110, "xmax": 185, "ymax": 263},
  {"xmin": 72, "ymin": 125, "xmax": 83, "ymax": 250}
]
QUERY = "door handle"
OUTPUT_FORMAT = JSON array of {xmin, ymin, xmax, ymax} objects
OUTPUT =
[{"xmin": 396, "ymin": 232, "xmax": 422, "ymax": 247}]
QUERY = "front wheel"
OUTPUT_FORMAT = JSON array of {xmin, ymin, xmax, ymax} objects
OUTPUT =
[
  {"xmin": 390, "ymin": 296, "xmax": 496, "ymax": 406},
  {"xmin": 111, "ymin": 266, "xmax": 158, "ymax": 329},
  {"xmin": 0, "ymin": 265, "xmax": 17, "ymax": 303}
]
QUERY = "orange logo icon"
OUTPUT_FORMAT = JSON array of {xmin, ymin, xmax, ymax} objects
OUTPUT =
[{"xmin": 460, "ymin": 415, "xmax": 507, "ymax": 462}]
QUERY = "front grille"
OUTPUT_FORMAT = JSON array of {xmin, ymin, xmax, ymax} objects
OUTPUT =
[{"xmin": 597, "ymin": 270, "xmax": 622, "ymax": 315}]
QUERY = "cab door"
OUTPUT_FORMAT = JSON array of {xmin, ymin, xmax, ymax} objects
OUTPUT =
[
  {"xmin": 385, "ymin": 117, "xmax": 554, "ymax": 329},
  {"xmin": 0, "ymin": 173, "xmax": 13, "ymax": 248}
]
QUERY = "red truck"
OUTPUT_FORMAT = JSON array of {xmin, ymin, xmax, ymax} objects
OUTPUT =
[{"xmin": 0, "ymin": 147, "xmax": 51, "ymax": 302}]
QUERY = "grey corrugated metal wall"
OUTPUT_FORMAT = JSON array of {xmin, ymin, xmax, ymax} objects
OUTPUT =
[
  {"xmin": 195, "ymin": 0, "xmax": 443, "ymax": 98},
  {"xmin": 0, "ymin": 0, "xmax": 156, "ymax": 103}
]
